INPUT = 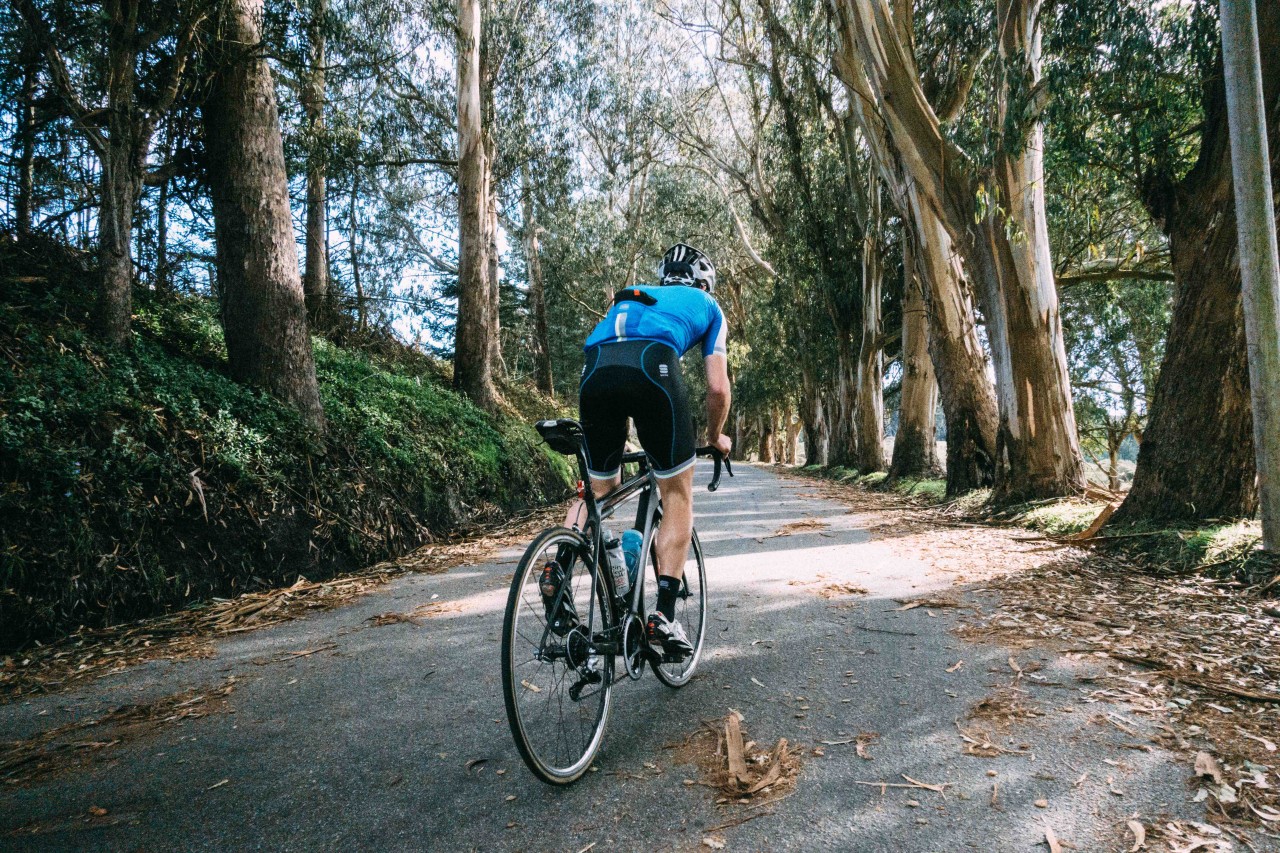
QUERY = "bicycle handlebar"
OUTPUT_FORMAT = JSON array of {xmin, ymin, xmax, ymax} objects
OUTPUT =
[{"xmin": 695, "ymin": 446, "xmax": 734, "ymax": 492}]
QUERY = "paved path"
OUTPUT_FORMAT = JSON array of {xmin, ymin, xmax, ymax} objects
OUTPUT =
[{"xmin": 1, "ymin": 465, "xmax": 1212, "ymax": 852}]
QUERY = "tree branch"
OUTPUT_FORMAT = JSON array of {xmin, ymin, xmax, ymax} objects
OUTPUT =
[{"xmin": 12, "ymin": 0, "xmax": 107, "ymax": 156}]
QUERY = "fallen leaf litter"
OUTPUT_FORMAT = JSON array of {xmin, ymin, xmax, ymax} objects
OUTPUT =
[{"xmin": 0, "ymin": 505, "xmax": 563, "ymax": 702}]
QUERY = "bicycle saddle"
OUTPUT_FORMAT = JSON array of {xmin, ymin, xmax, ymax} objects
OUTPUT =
[{"xmin": 535, "ymin": 419, "xmax": 585, "ymax": 456}]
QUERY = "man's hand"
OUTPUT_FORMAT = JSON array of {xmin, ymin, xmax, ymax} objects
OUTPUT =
[{"xmin": 709, "ymin": 433, "xmax": 732, "ymax": 457}]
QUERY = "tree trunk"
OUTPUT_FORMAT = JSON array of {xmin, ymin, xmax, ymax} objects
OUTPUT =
[
  {"xmin": 453, "ymin": 0, "xmax": 499, "ymax": 412},
  {"xmin": 487, "ymin": 186, "xmax": 504, "ymax": 376},
  {"xmin": 909, "ymin": 189, "xmax": 998, "ymax": 494},
  {"xmin": 15, "ymin": 42, "xmax": 38, "ymax": 239},
  {"xmin": 732, "ymin": 410, "xmax": 747, "ymax": 462},
  {"xmin": 302, "ymin": 0, "xmax": 330, "ymax": 327},
  {"xmin": 800, "ymin": 362, "xmax": 829, "ymax": 466},
  {"xmin": 1114, "ymin": 7, "xmax": 1278, "ymax": 526},
  {"xmin": 833, "ymin": 0, "xmax": 996, "ymax": 494},
  {"xmin": 785, "ymin": 414, "xmax": 803, "ymax": 465},
  {"xmin": 890, "ymin": 232, "xmax": 941, "ymax": 479},
  {"xmin": 855, "ymin": 179, "xmax": 886, "ymax": 473},
  {"xmin": 1221, "ymin": 0, "xmax": 1280, "ymax": 551},
  {"xmin": 827, "ymin": 332, "xmax": 859, "ymax": 467},
  {"xmin": 156, "ymin": 169, "xmax": 169, "ymax": 291},
  {"xmin": 204, "ymin": 0, "xmax": 325, "ymax": 432},
  {"xmin": 974, "ymin": 0, "xmax": 1085, "ymax": 501},
  {"xmin": 1107, "ymin": 432, "xmax": 1121, "ymax": 493},
  {"xmin": 521, "ymin": 185, "xmax": 553, "ymax": 396},
  {"xmin": 98, "ymin": 20, "xmax": 145, "ymax": 346},
  {"xmin": 759, "ymin": 415, "xmax": 776, "ymax": 463},
  {"xmin": 348, "ymin": 172, "xmax": 366, "ymax": 331}
]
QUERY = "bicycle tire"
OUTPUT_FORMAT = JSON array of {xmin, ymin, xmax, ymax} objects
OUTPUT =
[
  {"xmin": 501, "ymin": 526, "xmax": 614, "ymax": 784},
  {"xmin": 652, "ymin": 527, "xmax": 707, "ymax": 688}
]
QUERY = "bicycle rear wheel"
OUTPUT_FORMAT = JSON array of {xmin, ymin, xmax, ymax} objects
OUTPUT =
[
  {"xmin": 652, "ymin": 527, "xmax": 707, "ymax": 687},
  {"xmin": 502, "ymin": 526, "xmax": 614, "ymax": 784}
]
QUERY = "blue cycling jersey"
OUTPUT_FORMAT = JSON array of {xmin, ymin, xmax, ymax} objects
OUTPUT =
[{"xmin": 583, "ymin": 285, "xmax": 728, "ymax": 359}]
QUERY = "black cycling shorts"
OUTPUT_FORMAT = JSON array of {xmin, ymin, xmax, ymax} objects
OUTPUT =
[{"xmin": 579, "ymin": 340, "xmax": 694, "ymax": 479}]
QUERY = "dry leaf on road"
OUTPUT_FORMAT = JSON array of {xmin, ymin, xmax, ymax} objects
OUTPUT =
[
  {"xmin": 1194, "ymin": 751, "xmax": 1224, "ymax": 785},
  {"xmin": 1127, "ymin": 820, "xmax": 1146, "ymax": 851}
]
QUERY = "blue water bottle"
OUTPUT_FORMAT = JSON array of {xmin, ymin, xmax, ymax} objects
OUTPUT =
[{"xmin": 621, "ymin": 529, "xmax": 643, "ymax": 592}]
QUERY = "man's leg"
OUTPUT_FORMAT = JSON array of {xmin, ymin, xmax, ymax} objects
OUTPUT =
[
  {"xmin": 648, "ymin": 465, "xmax": 695, "ymax": 654},
  {"xmin": 655, "ymin": 466, "xmax": 694, "ymax": 580}
]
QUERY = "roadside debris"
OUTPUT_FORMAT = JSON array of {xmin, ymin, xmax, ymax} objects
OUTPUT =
[
  {"xmin": 0, "ymin": 505, "xmax": 562, "ymax": 702},
  {"xmin": 0, "ymin": 676, "xmax": 241, "ymax": 785},
  {"xmin": 670, "ymin": 711, "xmax": 802, "ymax": 806}
]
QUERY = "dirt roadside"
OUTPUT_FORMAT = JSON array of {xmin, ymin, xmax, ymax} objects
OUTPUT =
[{"xmin": 780, "ymin": 467, "xmax": 1280, "ymax": 850}]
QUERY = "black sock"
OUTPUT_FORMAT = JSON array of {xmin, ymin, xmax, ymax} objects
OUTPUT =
[{"xmin": 656, "ymin": 576, "xmax": 681, "ymax": 621}]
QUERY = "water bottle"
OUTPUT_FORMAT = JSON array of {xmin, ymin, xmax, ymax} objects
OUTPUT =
[
  {"xmin": 604, "ymin": 530, "xmax": 629, "ymax": 596},
  {"xmin": 621, "ymin": 529, "xmax": 643, "ymax": 592}
]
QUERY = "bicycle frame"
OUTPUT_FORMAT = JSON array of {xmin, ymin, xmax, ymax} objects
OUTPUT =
[{"xmin": 574, "ymin": 448, "xmax": 660, "ymax": 623}]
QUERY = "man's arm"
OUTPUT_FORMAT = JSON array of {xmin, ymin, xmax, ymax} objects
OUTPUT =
[{"xmin": 704, "ymin": 353, "xmax": 732, "ymax": 456}]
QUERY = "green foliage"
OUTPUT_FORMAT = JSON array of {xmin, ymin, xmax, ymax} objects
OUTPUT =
[{"xmin": 0, "ymin": 248, "xmax": 570, "ymax": 649}]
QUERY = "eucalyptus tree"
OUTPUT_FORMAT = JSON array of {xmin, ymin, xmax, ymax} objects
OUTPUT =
[
  {"xmin": 13, "ymin": 0, "xmax": 206, "ymax": 344},
  {"xmin": 834, "ymin": 0, "xmax": 1085, "ymax": 500},
  {"xmin": 1050, "ymin": 0, "xmax": 1276, "ymax": 525},
  {"xmin": 888, "ymin": 232, "xmax": 941, "ymax": 478},
  {"xmin": 453, "ymin": 0, "xmax": 498, "ymax": 410},
  {"xmin": 1218, "ymin": 0, "xmax": 1280, "ymax": 552},
  {"xmin": 301, "ymin": 0, "xmax": 331, "ymax": 325},
  {"xmin": 829, "ymin": 0, "xmax": 997, "ymax": 493}
]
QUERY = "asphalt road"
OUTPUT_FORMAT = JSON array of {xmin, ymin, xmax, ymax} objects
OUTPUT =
[{"xmin": 1, "ymin": 464, "xmax": 1216, "ymax": 852}]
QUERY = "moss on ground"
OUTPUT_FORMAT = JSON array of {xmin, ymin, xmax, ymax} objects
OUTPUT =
[{"xmin": 0, "ymin": 240, "xmax": 571, "ymax": 649}]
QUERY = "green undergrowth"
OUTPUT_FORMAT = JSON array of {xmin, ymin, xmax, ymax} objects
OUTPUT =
[
  {"xmin": 0, "ymin": 239, "xmax": 571, "ymax": 650},
  {"xmin": 1014, "ymin": 498, "xmax": 1103, "ymax": 537},
  {"xmin": 1110, "ymin": 519, "xmax": 1271, "ymax": 582},
  {"xmin": 1004, "ymin": 495, "xmax": 1272, "ymax": 583},
  {"xmin": 793, "ymin": 460, "xmax": 1274, "ymax": 585},
  {"xmin": 802, "ymin": 463, "xmax": 947, "ymax": 504}
]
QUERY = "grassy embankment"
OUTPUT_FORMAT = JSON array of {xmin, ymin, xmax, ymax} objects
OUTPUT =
[
  {"xmin": 0, "ymin": 240, "xmax": 573, "ymax": 650},
  {"xmin": 796, "ymin": 463, "xmax": 1272, "ymax": 582}
]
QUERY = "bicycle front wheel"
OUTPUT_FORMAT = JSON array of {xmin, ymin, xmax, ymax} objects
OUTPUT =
[
  {"xmin": 501, "ymin": 526, "xmax": 614, "ymax": 784},
  {"xmin": 652, "ymin": 527, "xmax": 707, "ymax": 687}
]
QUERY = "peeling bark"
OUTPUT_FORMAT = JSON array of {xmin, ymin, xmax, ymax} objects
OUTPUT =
[
  {"xmin": 907, "ymin": 187, "xmax": 997, "ymax": 494},
  {"xmin": 832, "ymin": 0, "xmax": 996, "ymax": 494},
  {"xmin": 890, "ymin": 232, "xmax": 941, "ymax": 479},
  {"xmin": 834, "ymin": 0, "xmax": 1082, "ymax": 500},
  {"xmin": 855, "ymin": 177, "xmax": 886, "ymax": 473}
]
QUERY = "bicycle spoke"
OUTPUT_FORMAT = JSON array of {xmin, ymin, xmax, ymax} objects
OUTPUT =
[{"xmin": 503, "ymin": 527, "xmax": 611, "ymax": 783}]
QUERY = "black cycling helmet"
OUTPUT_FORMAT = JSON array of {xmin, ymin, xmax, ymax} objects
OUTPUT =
[{"xmin": 656, "ymin": 243, "xmax": 716, "ymax": 293}]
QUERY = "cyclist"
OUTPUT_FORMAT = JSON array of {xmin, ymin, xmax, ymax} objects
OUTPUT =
[{"xmin": 542, "ymin": 244, "xmax": 733, "ymax": 660}]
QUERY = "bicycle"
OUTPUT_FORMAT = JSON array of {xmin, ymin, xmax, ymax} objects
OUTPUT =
[{"xmin": 501, "ymin": 418, "xmax": 732, "ymax": 784}]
